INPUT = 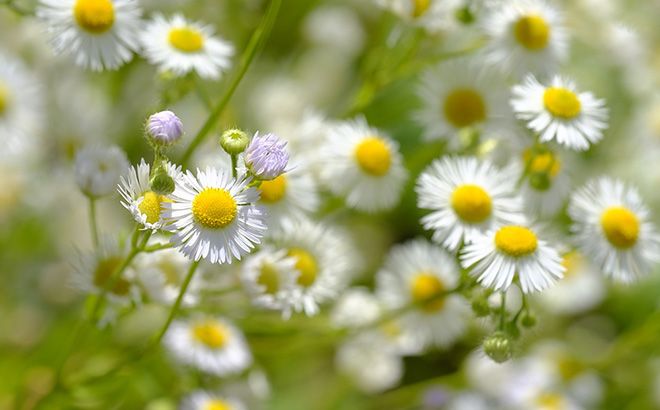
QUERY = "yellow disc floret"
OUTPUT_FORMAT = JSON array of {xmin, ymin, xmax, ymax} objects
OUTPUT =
[
  {"xmin": 513, "ymin": 15, "xmax": 550, "ymax": 50},
  {"xmin": 257, "ymin": 263, "xmax": 280, "ymax": 294},
  {"xmin": 138, "ymin": 191, "xmax": 169, "ymax": 225},
  {"xmin": 495, "ymin": 226, "xmax": 538, "ymax": 257},
  {"xmin": 354, "ymin": 137, "xmax": 392, "ymax": 176},
  {"xmin": 543, "ymin": 87, "xmax": 582, "ymax": 119},
  {"xmin": 259, "ymin": 175, "xmax": 287, "ymax": 203},
  {"xmin": 93, "ymin": 256, "xmax": 130, "ymax": 296},
  {"xmin": 410, "ymin": 272, "xmax": 446, "ymax": 312},
  {"xmin": 523, "ymin": 149, "xmax": 561, "ymax": 177},
  {"xmin": 191, "ymin": 320, "xmax": 229, "ymax": 349},
  {"xmin": 168, "ymin": 27, "xmax": 205, "ymax": 53},
  {"xmin": 443, "ymin": 89, "xmax": 487, "ymax": 128},
  {"xmin": 288, "ymin": 248, "xmax": 318, "ymax": 287},
  {"xmin": 204, "ymin": 400, "xmax": 232, "ymax": 410},
  {"xmin": 451, "ymin": 184, "xmax": 493, "ymax": 223},
  {"xmin": 600, "ymin": 206, "xmax": 639, "ymax": 249},
  {"xmin": 0, "ymin": 82, "xmax": 9, "ymax": 116},
  {"xmin": 73, "ymin": 0, "xmax": 115, "ymax": 34},
  {"xmin": 192, "ymin": 188, "xmax": 237, "ymax": 229},
  {"xmin": 412, "ymin": 0, "xmax": 431, "ymax": 18}
]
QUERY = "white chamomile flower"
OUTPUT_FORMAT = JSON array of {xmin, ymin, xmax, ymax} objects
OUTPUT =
[
  {"xmin": 164, "ymin": 315, "xmax": 252, "ymax": 376},
  {"xmin": 376, "ymin": 239, "xmax": 471, "ymax": 351},
  {"xmin": 0, "ymin": 54, "xmax": 43, "ymax": 162},
  {"xmin": 331, "ymin": 287, "xmax": 381, "ymax": 329},
  {"xmin": 416, "ymin": 156, "xmax": 525, "ymax": 252},
  {"xmin": 511, "ymin": 75, "xmax": 608, "ymax": 151},
  {"xmin": 164, "ymin": 167, "xmax": 267, "ymax": 264},
  {"xmin": 240, "ymin": 247, "xmax": 297, "ymax": 317},
  {"xmin": 481, "ymin": 0, "xmax": 568, "ymax": 77},
  {"xmin": 140, "ymin": 14, "xmax": 234, "ymax": 80},
  {"xmin": 568, "ymin": 178, "xmax": 660, "ymax": 282},
  {"xmin": 416, "ymin": 60, "xmax": 512, "ymax": 142},
  {"xmin": 74, "ymin": 145, "xmax": 129, "ymax": 198},
  {"xmin": 118, "ymin": 159, "xmax": 183, "ymax": 230},
  {"xmin": 519, "ymin": 146, "xmax": 571, "ymax": 217},
  {"xmin": 181, "ymin": 391, "xmax": 247, "ymax": 410},
  {"xmin": 461, "ymin": 224, "xmax": 564, "ymax": 293},
  {"xmin": 320, "ymin": 118, "xmax": 407, "ymax": 213},
  {"xmin": 375, "ymin": 0, "xmax": 465, "ymax": 33},
  {"xmin": 268, "ymin": 216, "xmax": 358, "ymax": 316},
  {"xmin": 37, "ymin": 0, "xmax": 142, "ymax": 71}
]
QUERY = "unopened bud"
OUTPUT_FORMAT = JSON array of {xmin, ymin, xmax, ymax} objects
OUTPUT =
[
  {"xmin": 146, "ymin": 111, "xmax": 184, "ymax": 147},
  {"xmin": 150, "ymin": 173, "xmax": 175, "ymax": 195},
  {"xmin": 244, "ymin": 132, "xmax": 289, "ymax": 181},
  {"xmin": 483, "ymin": 331, "xmax": 513, "ymax": 363},
  {"xmin": 521, "ymin": 312, "xmax": 537, "ymax": 328},
  {"xmin": 471, "ymin": 297, "xmax": 490, "ymax": 317},
  {"xmin": 220, "ymin": 129, "xmax": 250, "ymax": 156},
  {"xmin": 529, "ymin": 172, "xmax": 551, "ymax": 191}
]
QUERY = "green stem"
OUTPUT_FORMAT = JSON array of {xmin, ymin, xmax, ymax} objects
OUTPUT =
[
  {"xmin": 180, "ymin": 0, "xmax": 282, "ymax": 166},
  {"xmin": 231, "ymin": 153, "xmax": 238, "ymax": 178},
  {"xmin": 143, "ymin": 242, "xmax": 173, "ymax": 253},
  {"xmin": 88, "ymin": 197, "xmax": 99, "ymax": 249},
  {"xmin": 499, "ymin": 291, "xmax": 507, "ymax": 330},
  {"xmin": 0, "ymin": 0, "xmax": 33, "ymax": 16}
]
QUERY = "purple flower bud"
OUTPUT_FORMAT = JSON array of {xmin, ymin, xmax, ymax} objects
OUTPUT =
[
  {"xmin": 146, "ymin": 110, "xmax": 184, "ymax": 146},
  {"xmin": 244, "ymin": 132, "xmax": 289, "ymax": 180}
]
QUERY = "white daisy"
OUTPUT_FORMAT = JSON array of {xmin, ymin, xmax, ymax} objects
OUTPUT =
[
  {"xmin": 416, "ymin": 60, "xmax": 512, "ymax": 142},
  {"xmin": 461, "ymin": 224, "xmax": 564, "ymax": 293},
  {"xmin": 568, "ymin": 178, "xmax": 660, "ymax": 282},
  {"xmin": 164, "ymin": 167, "xmax": 267, "ymax": 264},
  {"xmin": 164, "ymin": 315, "xmax": 252, "ymax": 376},
  {"xmin": 511, "ymin": 75, "xmax": 608, "ymax": 151},
  {"xmin": 0, "ymin": 53, "xmax": 43, "ymax": 163},
  {"xmin": 376, "ymin": 239, "xmax": 471, "ymax": 351},
  {"xmin": 416, "ymin": 156, "xmax": 525, "ymax": 252},
  {"xmin": 37, "ymin": 0, "xmax": 142, "ymax": 71},
  {"xmin": 375, "ymin": 0, "xmax": 465, "ymax": 33},
  {"xmin": 140, "ymin": 14, "xmax": 234, "ymax": 80},
  {"xmin": 320, "ymin": 118, "xmax": 407, "ymax": 213},
  {"xmin": 518, "ymin": 146, "xmax": 572, "ymax": 217},
  {"xmin": 74, "ymin": 145, "xmax": 129, "ymax": 198},
  {"xmin": 117, "ymin": 159, "xmax": 183, "ymax": 230},
  {"xmin": 181, "ymin": 391, "xmax": 247, "ymax": 410},
  {"xmin": 330, "ymin": 287, "xmax": 382, "ymax": 329},
  {"xmin": 481, "ymin": 0, "xmax": 569, "ymax": 77}
]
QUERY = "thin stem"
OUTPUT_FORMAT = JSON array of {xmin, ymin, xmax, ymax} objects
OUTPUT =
[
  {"xmin": 1, "ymin": 0, "xmax": 33, "ymax": 16},
  {"xmin": 499, "ymin": 291, "xmax": 507, "ymax": 330},
  {"xmin": 180, "ymin": 0, "xmax": 282, "ymax": 166},
  {"xmin": 143, "ymin": 242, "xmax": 173, "ymax": 253},
  {"xmin": 88, "ymin": 197, "xmax": 100, "ymax": 248},
  {"xmin": 231, "ymin": 153, "xmax": 238, "ymax": 178}
]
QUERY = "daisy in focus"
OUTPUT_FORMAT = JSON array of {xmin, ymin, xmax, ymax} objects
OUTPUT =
[
  {"xmin": 320, "ymin": 118, "xmax": 407, "ymax": 213},
  {"xmin": 481, "ymin": 0, "xmax": 568, "ymax": 77},
  {"xmin": 518, "ymin": 145, "xmax": 571, "ymax": 217},
  {"xmin": 140, "ymin": 14, "xmax": 234, "ymax": 80},
  {"xmin": 416, "ymin": 156, "xmax": 524, "ymax": 252},
  {"xmin": 181, "ymin": 391, "xmax": 247, "ymax": 410},
  {"xmin": 37, "ymin": 0, "xmax": 142, "ymax": 71},
  {"xmin": 460, "ymin": 224, "xmax": 564, "ymax": 293},
  {"xmin": 568, "ymin": 177, "xmax": 660, "ymax": 282},
  {"xmin": 416, "ymin": 60, "xmax": 512, "ymax": 142},
  {"xmin": 376, "ymin": 239, "xmax": 471, "ymax": 351},
  {"xmin": 164, "ymin": 167, "xmax": 266, "ymax": 264},
  {"xmin": 164, "ymin": 315, "xmax": 252, "ymax": 376},
  {"xmin": 74, "ymin": 145, "xmax": 129, "ymax": 198},
  {"xmin": 511, "ymin": 75, "xmax": 608, "ymax": 151}
]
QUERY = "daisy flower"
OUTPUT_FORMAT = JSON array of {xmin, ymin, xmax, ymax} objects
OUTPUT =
[
  {"xmin": 511, "ymin": 75, "xmax": 608, "ymax": 151},
  {"xmin": 416, "ymin": 156, "xmax": 525, "ymax": 252},
  {"xmin": 376, "ymin": 239, "xmax": 471, "ymax": 350},
  {"xmin": 117, "ymin": 159, "xmax": 183, "ymax": 230},
  {"xmin": 519, "ymin": 145, "xmax": 571, "ymax": 217},
  {"xmin": 164, "ymin": 167, "xmax": 267, "ymax": 264},
  {"xmin": 74, "ymin": 145, "xmax": 129, "ymax": 198},
  {"xmin": 568, "ymin": 178, "xmax": 660, "ymax": 282},
  {"xmin": 481, "ymin": 0, "xmax": 568, "ymax": 77},
  {"xmin": 37, "ymin": 0, "xmax": 142, "ymax": 71},
  {"xmin": 140, "ymin": 14, "xmax": 234, "ymax": 80},
  {"xmin": 460, "ymin": 224, "xmax": 564, "ymax": 293},
  {"xmin": 320, "ymin": 118, "xmax": 407, "ymax": 213},
  {"xmin": 416, "ymin": 60, "xmax": 512, "ymax": 142},
  {"xmin": 164, "ymin": 315, "xmax": 252, "ymax": 376},
  {"xmin": 181, "ymin": 391, "xmax": 247, "ymax": 410},
  {"xmin": 331, "ymin": 288, "xmax": 382, "ymax": 329}
]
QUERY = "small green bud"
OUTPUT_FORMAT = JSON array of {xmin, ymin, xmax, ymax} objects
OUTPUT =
[
  {"xmin": 529, "ymin": 172, "xmax": 552, "ymax": 191},
  {"xmin": 483, "ymin": 331, "xmax": 513, "ymax": 363},
  {"xmin": 471, "ymin": 297, "xmax": 490, "ymax": 317},
  {"xmin": 521, "ymin": 311, "xmax": 537, "ymax": 328},
  {"xmin": 455, "ymin": 6, "xmax": 475, "ymax": 25},
  {"xmin": 150, "ymin": 173, "xmax": 175, "ymax": 195},
  {"xmin": 220, "ymin": 128, "xmax": 250, "ymax": 155}
]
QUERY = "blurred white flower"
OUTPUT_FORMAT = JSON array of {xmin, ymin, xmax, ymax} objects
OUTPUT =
[{"xmin": 74, "ymin": 145, "xmax": 129, "ymax": 198}]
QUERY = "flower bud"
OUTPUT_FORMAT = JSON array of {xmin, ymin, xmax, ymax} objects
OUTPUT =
[
  {"xmin": 471, "ymin": 297, "xmax": 491, "ymax": 317},
  {"xmin": 521, "ymin": 311, "xmax": 537, "ymax": 328},
  {"xmin": 529, "ymin": 172, "xmax": 551, "ymax": 191},
  {"xmin": 220, "ymin": 128, "xmax": 250, "ymax": 156},
  {"xmin": 150, "ymin": 172, "xmax": 175, "ymax": 195},
  {"xmin": 146, "ymin": 110, "xmax": 184, "ymax": 147},
  {"xmin": 244, "ymin": 132, "xmax": 289, "ymax": 181},
  {"xmin": 483, "ymin": 331, "xmax": 513, "ymax": 363}
]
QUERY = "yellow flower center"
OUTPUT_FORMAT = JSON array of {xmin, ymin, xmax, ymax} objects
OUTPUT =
[
  {"xmin": 191, "ymin": 188, "xmax": 237, "ymax": 229},
  {"xmin": 513, "ymin": 15, "xmax": 550, "ymax": 50},
  {"xmin": 288, "ymin": 248, "xmax": 318, "ymax": 287},
  {"xmin": 191, "ymin": 320, "xmax": 229, "ymax": 349},
  {"xmin": 560, "ymin": 251, "xmax": 582, "ymax": 279},
  {"xmin": 354, "ymin": 137, "xmax": 392, "ymax": 176},
  {"xmin": 257, "ymin": 263, "xmax": 280, "ymax": 294},
  {"xmin": 0, "ymin": 82, "xmax": 10, "ymax": 116},
  {"xmin": 411, "ymin": 0, "xmax": 431, "ymax": 17},
  {"xmin": 138, "ymin": 191, "xmax": 169, "ymax": 225},
  {"xmin": 410, "ymin": 273, "xmax": 446, "ymax": 312},
  {"xmin": 543, "ymin": 87, "xmax": 582, "ymax": 119},
  {"xmin": 451, "ymin": 184, "xmax": 492, "ymax": 223},
  {"xmin": 443, "ymin": 89, "xmax": 487, "ymax": 128},
  {"xmin": 495, "ymin": 226, "xmax": 538, "ymax": 257},
  {"xmin": 523, "ymin": 149, "xmax": 561, "ymax": 177},
  {"xmin": 73, "ymin": 0, "xmax": 115, "ymax": 34},
  {"xmin": 93, "ymin": 256, "xmax": 130, "ymax": 296},
  {"xmin": 259, "ymin": 175, "xmax": 287, "ymax": 203},
  {"xmin": 557, "ymin": 356, "xmax": 582, "ymax": 381},
  {"xmin": 168, "ymin": 27, "xmax": 205, "ymax": 53},
  {"xmin": 600, "ymin": 206, "xmax": 639, "ymax": 249},
  {"xmin": 535, "ymin": 393, "xmax": 565, "ymax": 410},
  {"xmin": 204, "ymin": 400, "xmax": 232, "ymax": 410}
]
